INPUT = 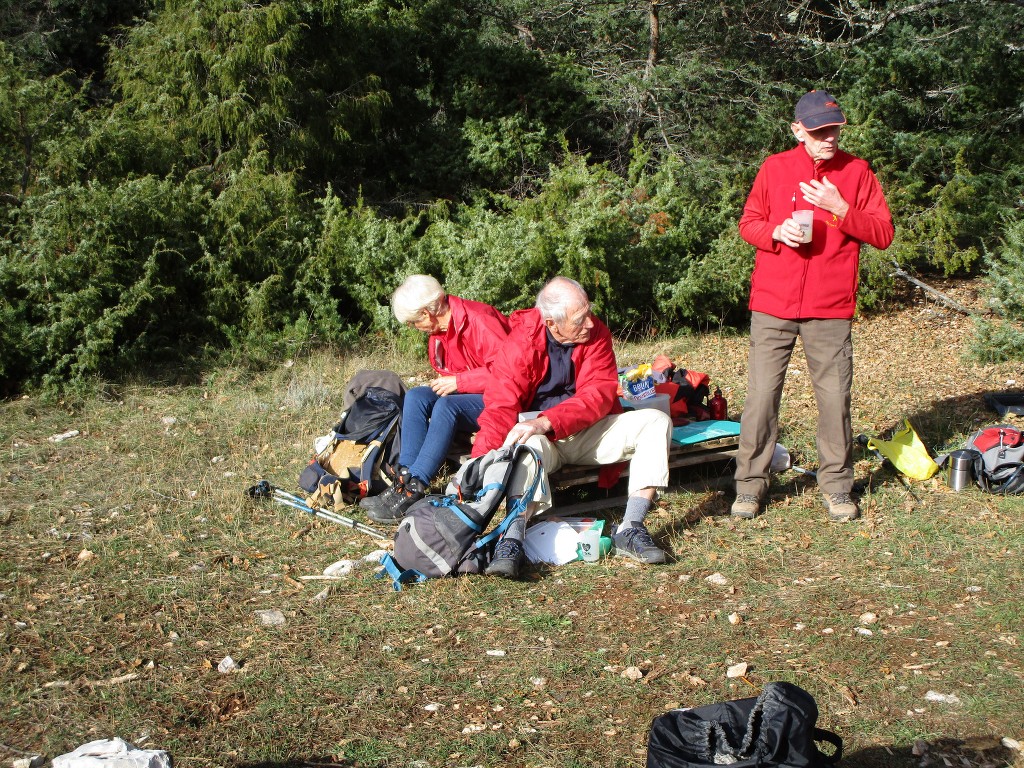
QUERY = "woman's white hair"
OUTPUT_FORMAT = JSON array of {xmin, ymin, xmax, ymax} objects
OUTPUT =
[
  {"xmin": 535, "ymin": 276, "xmax": 588, "ymax": 322},
  {"xmin": 391, "ymin": 274, "xmax": 447, "ymax": 324}
]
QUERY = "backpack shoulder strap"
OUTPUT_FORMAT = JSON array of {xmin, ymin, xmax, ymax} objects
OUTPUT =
[
  {"xmin": 435, "ymin": 496, "xmax": 486, "ymax": 533},
  {"xmin": 354, "ymin": 411, "xmax": 402, "ymax": 493},
  {"xmin": 476, "ymin": 445, "xmax": 545, "ymax": 549},
  {"xmin": 378, "ymin": 552, "xmax": 427, "ymax": 591},
  {"xmin": 978, "ymin": 461, "xmax": 1024, "ymax": 494},
  {"xmin": 812, "ymin": 727, "xmax": 843, "ymax": 765}
]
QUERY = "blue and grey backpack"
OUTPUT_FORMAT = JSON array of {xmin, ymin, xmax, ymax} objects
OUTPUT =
[{"xmin": 379, "ymin": 444, "xmax": 544, "ymax": 589}]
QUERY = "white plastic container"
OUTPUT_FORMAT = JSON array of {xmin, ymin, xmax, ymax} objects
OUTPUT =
[{"xmin": 620, "ymin": 393, "xmax": 670, "ymax": 416}]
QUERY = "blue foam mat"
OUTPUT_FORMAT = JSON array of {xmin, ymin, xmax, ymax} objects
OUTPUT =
[{"xmin": 672, "ymin": 419, "xmax": 741, "ymax": 446}]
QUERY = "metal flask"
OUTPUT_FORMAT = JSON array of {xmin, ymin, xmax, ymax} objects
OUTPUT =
[{"xmin": 946, "ymin": 449, "xmax": 978, "ymax": 491}]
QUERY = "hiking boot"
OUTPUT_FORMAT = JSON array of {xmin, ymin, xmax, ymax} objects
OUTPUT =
[
  {"xmin": 359, "ymin": 467, "xmax": 409, "ymax": 513},
  {"xmin": 613, "ymin": 523, "xmax": 667, "ymax": 564},
  {"xmin": 822, "ymin": 492, "xmax": 859, "ymax": 522},
  {"xmin": 359, "ymin": 484, "xmax": 399, "ymax": 514},
  {"xmin": 365, "ymin": 476, "xmax": 427, "ymax": 523},
  {"xmin": 730, "ymin": 493, "xmax": 763, "ymax": 519},
  {"xmin": 485, "ymin": 537, "xmax": 525, "ymax": 579}
]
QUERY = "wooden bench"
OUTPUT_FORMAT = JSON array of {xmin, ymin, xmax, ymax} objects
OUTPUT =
[
  {"xmin": 445, "ymin": 427, "xmax": 741, "ymax": 514},
  {"xmin": 550, "ymin": 432, "xmax": 740, "ymax": 489},
  {"xmin": 540, "ymin": 431, "xmax": 740, "ymax": 514}
]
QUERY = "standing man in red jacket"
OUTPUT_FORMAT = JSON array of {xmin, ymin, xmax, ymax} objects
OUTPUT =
[
  {"xmin": 732, "ymin": 89, "xmax": 894, "ymax": 522},
  {"xmin": 472, "ymin": 276, "xmax": 673, "ymax": 579}
]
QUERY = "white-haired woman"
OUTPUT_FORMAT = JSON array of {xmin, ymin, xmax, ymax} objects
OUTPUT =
[{"xmin": 361, "ymin": 275, "xmax": 510, "ymax": 522}]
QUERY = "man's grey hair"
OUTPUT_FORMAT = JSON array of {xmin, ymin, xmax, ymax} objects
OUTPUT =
[
  {"xmin": 535, "ymin": 276, "xmax": 589, "ymax": 322},
  {"xmin": 391, "ymin": 274, "xmax": 447, "ymax": 324}
]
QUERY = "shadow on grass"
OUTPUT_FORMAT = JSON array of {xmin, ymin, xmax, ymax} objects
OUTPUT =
[
  {"xmin": 874, "ymin": 389, "xmax": 1004, "ymax": 452},
  {"xmin": 842, "ymin": 737, "xmax": 1019, "ymax": 767},
  {"xmin": 840, "ymin": 744, "xmax": 919, "ymax": 767},
  {"xmin": 770, "ymin": 388, "xmax": 1001, "ymax": 487},
  {"xmin": 235, "ymin": 760, "xmax": 349, "ymax": 768}
]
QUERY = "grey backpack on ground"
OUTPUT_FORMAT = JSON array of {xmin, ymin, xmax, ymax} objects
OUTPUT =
[
  {"xmin": 379, "ymin": 444, "xmax": 544, "ymax": 589},
  {"xmin": 964, "ymin": 424, "xmax": 1024, "ymax": 494}
]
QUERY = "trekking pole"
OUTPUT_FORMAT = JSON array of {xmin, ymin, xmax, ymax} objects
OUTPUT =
[
  {"xmin": 270, "ymin": 496, "xmax": 390, "ymax": 540},
  {"xmin": 274, "ymin": 495, "xmax": 390, "ymax": 541},
  {"xmin": 246, "ymin": 480, "xmax": 389, "ymax": 541},
  {"xmin": 269, "ymin": 487, "xmax": 390, "ymax": 536}
]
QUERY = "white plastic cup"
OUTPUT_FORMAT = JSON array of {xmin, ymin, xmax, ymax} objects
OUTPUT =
[
  {"xmin": 578, "ymin": 527, "xmax": 602, "ymax": 562},
  {"xmin": 792, "ymin": 209, "xmax": 814, "ymax": 243}
]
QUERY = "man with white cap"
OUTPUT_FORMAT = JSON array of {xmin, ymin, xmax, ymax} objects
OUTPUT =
[{"xmin": 731, "ymin": 89, "xmax": 895, "ymax": 522}]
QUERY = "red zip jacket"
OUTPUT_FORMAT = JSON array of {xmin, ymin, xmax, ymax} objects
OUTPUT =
[
  {"xmin": 471, "ymin": 308, "xmax": 623, "ymax": 457},
  {"xmin": 739, "ymin": 145, "xmax": 894, "ymax": 319},
  {"xmin": 427, "ymin": 295, "xmax": 510, "ymax": 394}
]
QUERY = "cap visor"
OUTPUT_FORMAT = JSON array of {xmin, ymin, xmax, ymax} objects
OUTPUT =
[{"xmin": 800, "ymin": 116, "xmax": 847, "ymax": 130}]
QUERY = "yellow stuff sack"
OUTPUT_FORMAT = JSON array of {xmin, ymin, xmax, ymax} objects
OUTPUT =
[{"xmin": 866, "ymin": 420, "xmax": 939, "ymax": 480}]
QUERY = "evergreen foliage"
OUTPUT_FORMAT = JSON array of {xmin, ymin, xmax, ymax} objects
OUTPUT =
[
  {"xmin": 1, "ymin": 0, "xmax": 1023, "ymax": 393},
  {"xmin": 974, "ymin": 217, "xmax": 1024, "ymax": 363},
  {"xmin": 12, "ymin": 176, "xmax": 208, "ymax": 390},
  {"xmin": 0, "ymin": 44, "xmax": 89, "ymax": 206}
]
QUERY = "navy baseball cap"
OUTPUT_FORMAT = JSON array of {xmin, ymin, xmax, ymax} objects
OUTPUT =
[{"xmin": 794, "ymin": 90, "xmax": 847, "ymax": 130}]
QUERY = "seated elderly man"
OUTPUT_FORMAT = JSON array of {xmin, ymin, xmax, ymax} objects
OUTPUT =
[
  {"xmin": 361, "ymin": 274, "xmax": 510, "ymax": 522},
  {"xmin": 470, "ymin": 276, "xmax": 673, "ymax": 579}
]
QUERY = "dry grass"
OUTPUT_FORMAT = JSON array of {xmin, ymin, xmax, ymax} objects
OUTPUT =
[{"xmin": 1, "ymin": 279, "xmax": 1022, "ymax": 768}]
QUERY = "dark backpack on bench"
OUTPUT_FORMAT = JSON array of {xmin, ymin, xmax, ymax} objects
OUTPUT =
[{"xmin": 646, "ymin": 681, "xmax": 842, "ymax": 768}]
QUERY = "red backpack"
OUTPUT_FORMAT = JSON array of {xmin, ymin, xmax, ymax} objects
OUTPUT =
[{"xmin": 965, "ymin": 424, "xmax": 1024, "ymax": 494}]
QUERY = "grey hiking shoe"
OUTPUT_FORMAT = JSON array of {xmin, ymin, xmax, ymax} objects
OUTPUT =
[
  {"xmin": 822, "ymin": 492, "xmax": 859, "ymax": 522},
  {"xmin": 730, "ymin": 493, "xmax": 763, "ymax": 519},
  {"xmin": 613, "ymin": 523, "xmax": 667, "ymax": 564},
  {"xmin": 365, "ymin": 476, "xmax": 427, "ymax": 523},
  {"xmin": 485, "ymin": 537, "xmax": 525, "ymax": 579},
  {"xmin": 360, "ymin": 467, "xmax": 410, "ymax": 513}
]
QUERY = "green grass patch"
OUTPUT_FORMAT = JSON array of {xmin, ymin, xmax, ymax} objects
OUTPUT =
[{"xmin": 2, "ymin": 315, "xmax": 1023, "ymax": 768}]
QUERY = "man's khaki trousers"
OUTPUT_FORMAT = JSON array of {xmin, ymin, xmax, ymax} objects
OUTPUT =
[{"xmin": 734, "ymin": 311, "xmax": 854, "ymax": 500}]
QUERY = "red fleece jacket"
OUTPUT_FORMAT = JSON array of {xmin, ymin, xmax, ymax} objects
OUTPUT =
[
  {"xmin": 427, "ymin": 295, "xmax": 510, "ymax": 394},
  {"xmin": 739, "ymin": 145, "xmax": 894, "ymax": 320},
  {"xmin": 471, "ymin": 308, "xmax": 623, "ymax": 457}
]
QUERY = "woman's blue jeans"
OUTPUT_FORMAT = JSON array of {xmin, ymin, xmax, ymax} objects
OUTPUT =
[{"xmin": 400, "ymin": 386, "xmax": 485, "ymax": 485}]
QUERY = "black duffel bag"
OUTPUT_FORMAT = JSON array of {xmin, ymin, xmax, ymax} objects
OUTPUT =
[{"xmin": 647, "ymin": 681, "xmax": 842, "ymax": 768}]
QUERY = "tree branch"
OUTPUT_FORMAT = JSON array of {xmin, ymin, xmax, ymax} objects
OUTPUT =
[{"xmin": 799, "ymin": 0, "xmax": 1024, "ymax": 48}]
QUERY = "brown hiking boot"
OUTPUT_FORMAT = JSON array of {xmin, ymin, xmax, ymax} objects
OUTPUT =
[
  {"xmin": 822, "ymin": 492, "xmax": 859, "ymax": 522},
  {"xmin": 730, "ymin": 493, "xmax": 763, "ymax": 519}
]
